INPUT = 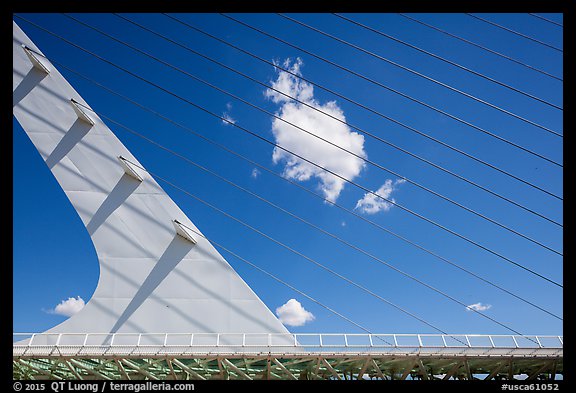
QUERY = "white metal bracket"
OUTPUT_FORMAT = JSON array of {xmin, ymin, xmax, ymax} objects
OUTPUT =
[
  {"xmin": 118, "ymin": 156, "xmax": 144, "ymax": 182},
  {"xmin": 22, "ymin": 44, "xmax": 50, "ymax": 74},
  {"xmin": 172, "ymin": 220, "xmax": 197, "ymax": 244},
  {"xmin": 70, "ymin": 98, "xmax": 95, "ymax": 126}
]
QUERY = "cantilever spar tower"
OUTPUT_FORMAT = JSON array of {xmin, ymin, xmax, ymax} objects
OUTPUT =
[
  {"xmin": 12, "ymin": 21, "xmax": 293, "ymax": 345},
  {"xmin": 13, "ymin": 20, "xmax": 563, "ymax": 380}
]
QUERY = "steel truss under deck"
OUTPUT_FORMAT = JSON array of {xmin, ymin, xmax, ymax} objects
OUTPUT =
[
  {"xmin": 13, "ymin": 333, "xmax": 563, "ymax": 380},
  {"xmin": 13, "ymin": 354, "xmax": 562, "ymax": 380}
]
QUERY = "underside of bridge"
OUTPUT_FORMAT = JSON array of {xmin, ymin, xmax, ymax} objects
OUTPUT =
[{"xmin": 14, "ymin": 354, "xmax": 562, "ymax": 381}]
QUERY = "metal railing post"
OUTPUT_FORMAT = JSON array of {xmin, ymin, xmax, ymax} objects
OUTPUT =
[
  {"xmin": 488, "ymin": 335, "xmax": 495, "ymax": 348},
  {"xmin": 534, "ymin": 336, "xmax": 543, "ymax": 348},
  {"xmin": 512, "ymin": 336, "xmax": 519, "ymax": 348}
]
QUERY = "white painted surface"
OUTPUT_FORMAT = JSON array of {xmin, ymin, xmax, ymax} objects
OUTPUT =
[{"xmin": 13, "ymin": 21, "xmax": 293, "ymax": 349}]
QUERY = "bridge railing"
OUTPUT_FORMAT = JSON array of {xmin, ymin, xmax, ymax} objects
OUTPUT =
[
  {"xmin": 13, "ymin": 333, "xmax": 563, "ymax": 357},
  {"xmin": 13, "ymin": 333, "xmax": 563, "ymax": 356}
]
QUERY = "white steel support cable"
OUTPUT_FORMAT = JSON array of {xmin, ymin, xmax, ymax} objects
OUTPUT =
[
  {"xmin": 163, "ymin": 14, "xmax": 562, "ymax": 175},
  {"xmin": 396, "ymin": 13, "xmax": 562, "ymax": 81},
  {"xmin": 124, "ymin": 155, "xmax": 543, "ymax": 345},
  {"xmin": 81, "ymin": 106, "xmax": 559, "ymax": 335},
  {"xmin": 163, "ymin": 13, "xmax": 563, "ymax": 167},
  {"xmin": 55, "ymin": 14, "xmax": 566, "ymax": 253},
  {"xmin": 47, "ymin": 60, "xmax": 561, "ymax": 321},
  {"xmin": 15, "ymin": 16, "xmax": 562, "ymax": 288},
  {"xmin": 106, "ymin": 156, "xmax": 490, "ymax": 342},
  {"xmin": 527, "ymin": 13, "xmax": 563, "ymax": 27},
  {"xmin": 12, "ymin": 43, "xmax": 557, "ymax": 351},
  {"xmin": 112, "ymin": 13, "xmax": 563, "ymax": 217},
  {"xmin": 159, "ymin": 241, "xmax": 395, "ymax": 344},
  {"xmin": 278, "ymin": 12, "xmax": 563, "ymax": 121},
  {"xmin": 324, "ymin": 13, "xmax": 561, "ymax": 109},
  {"xmin": 465, "ymin": 13, "xmax": 563, "ymax": 52},
  {"xmin": 220, "ymin": 13, "xmax": 563, "ymax": 137}
]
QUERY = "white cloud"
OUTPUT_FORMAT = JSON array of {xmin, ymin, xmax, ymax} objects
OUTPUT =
[
  {"xmin": 46, "ymin": 296, "xmax": 85, "ymax": 317},
  {"xmin": 266, "ymin": 58, "xmax": 367, "ymax": 203},
  {"xmin": 222, "ymin": 102, "xmax": 236, "ymax": 125},
  {"xmin": 466, "ymin": 302, "xmax": 492, "ymax": 312},
  {"xmin": 276, "ymin": 298, "xmax": 315, "ymax": 327},
  {"xmin": 221, "ymin": 112, "xmax": 236, "ymax": 125},
  {"xmin": 251, "ymin": 168, "xmax": 261, "ymax": 179},
  {"xmin": 355, "ymin": 179, "xmax": 405, "ymax": 214}
]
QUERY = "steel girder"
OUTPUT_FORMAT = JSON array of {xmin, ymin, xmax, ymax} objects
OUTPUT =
[{"xmin": 13, "ymin": 355, "xmax": 563, "ymax": 381}]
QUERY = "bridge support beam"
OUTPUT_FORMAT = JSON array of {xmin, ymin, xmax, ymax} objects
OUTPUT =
[{"xmin": 14, "ymin": 354, "xmax": 562, "ymax": 380}]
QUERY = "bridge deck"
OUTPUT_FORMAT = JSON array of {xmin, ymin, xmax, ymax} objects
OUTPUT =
[{"xmin": 13, "ymin": 333, "xmax": 563, "ymax": 380}]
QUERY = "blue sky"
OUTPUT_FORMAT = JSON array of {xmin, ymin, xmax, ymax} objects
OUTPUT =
[{"xmin": 13, "ymin": 13, "xmax": 563, "ymax": 336}]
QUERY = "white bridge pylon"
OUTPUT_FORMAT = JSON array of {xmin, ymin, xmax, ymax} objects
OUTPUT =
[
  {"xmin": 12, "ymin": 20, "xmax": 564, "ymax": 381},
  {"xmin": 13, "ymin": 21, "xmax": 295, "ymax": 350}
]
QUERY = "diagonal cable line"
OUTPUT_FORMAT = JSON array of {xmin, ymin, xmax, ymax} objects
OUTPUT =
[
  {"xmin": 68, "ymin": 11, "xmax": 562, "ymax": 248},
  {"xmin": 164, "ymin": 13, "xmax": 563, "ymax": 164},
  {"xmin": 113, "ymin": 13, "xmax": 563, "ymax": 215},
  {"xmin": 527, "ymin": 13, "xmax": 563, "ymax": 27},
  {"xmin": 221, "ymin": 13, "xmax": 563, "ymax": 137},
  {"xmin": 63, "ymin": 12, "xmax": 564, "ymax": 250},
  {"xmin": 51, "ymin": 59, "xmax": 561, "ymax": 321},
  {"xmin": 122, "ymin": 164, "xmax": 455, "ymax": 338},
  {"xmin": 135, "ymin": 157, "xmax": 540, "ymax": 343},
  {"xmin": 465, "ymin": 13, "xmax": 563, "ymax": 52},
  {"xmin": 208, "ymin": 245, "xmax": 382, "ymax": 338},
  {"xmin": 397, "ymin": 13, "xmax": 562, "ymax": 81},
  {"xmin": 142, "ymin": 209, "xmax": 383, "ymax": 336},
  {"xmin": 227, "ymin": 259, "xmax": 379, "ymax": 337},
  {"xmin": 331, "ymin": 13, "xmax": 560, "ymax": 108},
  {"xmin": 218, "ymin": 255, "xmax": 380, "ymax": 338},
  {"xmin": 143, "ymin": 208, "xmax": 433, "ymax": 347},
  {"xmin": 16, "ymin": 15, "xmax": 562, "ymax": 288},
  {"xmin": 110, "ymin": 147, "xmax": 529, "ymax": 338},
  {"xmin": 83, "ymin": 101, "xmax": 564, "ymax": 324},
  {"xmin": 278, "ymin": 12, "xmax": 562, "ymax": 112},
  {"xmin": 116, "ymin": 171, "xmax": 543, "ymax": 347}
]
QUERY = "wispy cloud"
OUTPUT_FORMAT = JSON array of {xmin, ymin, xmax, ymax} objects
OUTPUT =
[
  {"xmin": 355, "ymin": 179, "xmax": 406, "ymax": 214},
  {"xmin": 222, "ymin": 102, "xmax": 236, "ymax": 125},
  {"xmin": 251, "ymin": 168, "xmax": 261, "ymax": 179},
  {"xmin": 45, "ymin": 296, "xmax": 85, "ymax": 317},
  {"xmin": 466, "ymin": 302, "xmax": 492, "ymax": 312},
  {"xmin": 266, "ymin": 58, "xmax": 367, "ymax": 203},
  {"xmin": 276, "ymin": 298, "xmax": 315, "ymax": 327}
]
